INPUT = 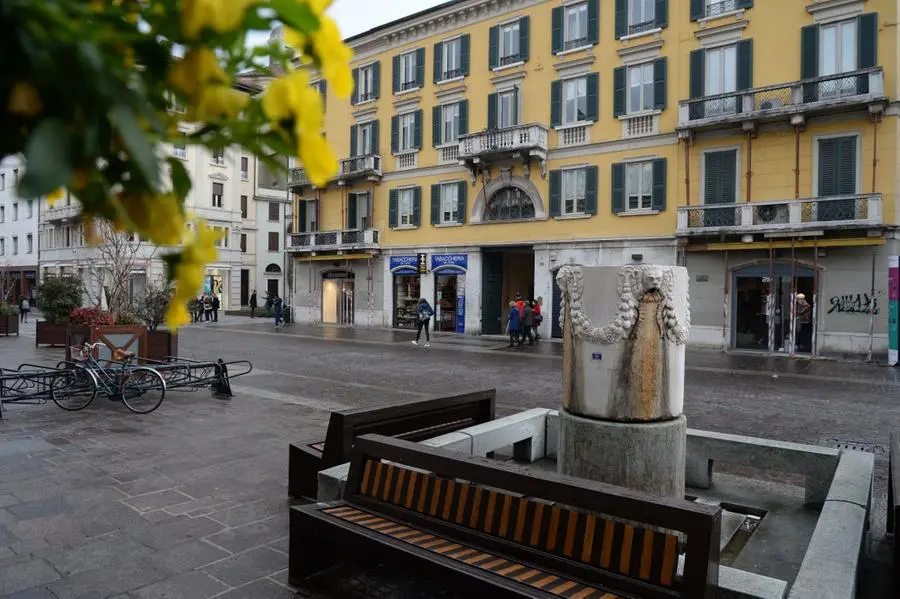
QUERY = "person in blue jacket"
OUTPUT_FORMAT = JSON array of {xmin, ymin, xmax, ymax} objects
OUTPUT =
[
  {"xmin": 506, "ymin": 301, "xmax": 521, "ymax": 347},
  {"xmin": 411, "ymin": 298, "xmax": 434, "ymax": 347}
]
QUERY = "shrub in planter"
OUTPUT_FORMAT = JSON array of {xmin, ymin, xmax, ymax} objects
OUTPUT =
[
  {"xmin": 36, "ymin": 277, "xmax": 82, "ymax": 324},
  {"xmin": 0, "ymin": 304, "xmax": 19, "ymax": 316},
  {"xmin": 69, "ymin": 307, "xmax": 114, "ymax": 327},
  {"xmin": 134, "ymin": 282, "xmax": 173, "ymax": 332},
  {"xmin": 115, "ymin": 312, "xmax": 142, "ymax": 326},
  {"xmin": 0, "ymin": 304, "xmax": 19, "ymax": 336}
]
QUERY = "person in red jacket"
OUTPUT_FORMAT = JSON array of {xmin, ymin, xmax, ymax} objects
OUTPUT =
[{"xmin": 532, "ymin": 296, "xmax": 543, "ymax": 340}]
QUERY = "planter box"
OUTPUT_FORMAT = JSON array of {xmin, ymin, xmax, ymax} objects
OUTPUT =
[
  {"xmin": 147, "ymin": 330, "xmax": 178, "ymax": 361},
  {"xmin": 36, "ymin": 321, "xmax": 68, "ymax": 346},
  {"xmin": 0, "ymin": 314, "xmax": 19, "ymax": 336},
  {"xmin": 64, "ymin": 326, "xmax": 146, "ymax": 363}
]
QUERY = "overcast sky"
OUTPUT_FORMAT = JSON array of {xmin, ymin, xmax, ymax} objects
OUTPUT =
[{"xmin": 329, "ymin": 0, "xmax": 446, "ymax": 38}]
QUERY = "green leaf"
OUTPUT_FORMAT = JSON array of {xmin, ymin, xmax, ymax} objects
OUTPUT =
[
  {"xmin": 167, "ymin": 157, "xmax": 192, "ymax": 200},
  {"xmin": 111, "ymin": 103, "xmax": 161, "ymax": 189},
  {"xmin": 19, "ymin": 119, "xmax": 73, "ymax": 198},
  {"xmin": 269, "ymin": 0, "xmax": 320, "ymax": 33}
]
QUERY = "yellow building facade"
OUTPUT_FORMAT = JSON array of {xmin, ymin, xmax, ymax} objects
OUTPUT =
[{"xmin": 288, "ymin": 0, "xmax": 897, "ymax": 355}]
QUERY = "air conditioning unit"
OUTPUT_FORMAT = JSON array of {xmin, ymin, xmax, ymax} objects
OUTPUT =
[{"xmin": 759, "ymin": 98, "xmax": 783, "ymax": 110}]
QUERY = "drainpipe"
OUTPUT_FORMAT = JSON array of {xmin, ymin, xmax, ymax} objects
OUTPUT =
[
  {"xmin": 812, "ymin": 243, "xmax": 819, "ymax": 356},
  {"xmin": 682, "ymin": 135, "xmax": 692, "ymax": 206},
  {"xmin": 871, "ymin": 113, "xmax": 880, "ymax": 193},
  {"xmin": 793, "ymin": 123, "xmax": 802, "ymax": 199},
  {"xmin": 745, "ymin": 127, "xmax": 753, "ymax": 202}
]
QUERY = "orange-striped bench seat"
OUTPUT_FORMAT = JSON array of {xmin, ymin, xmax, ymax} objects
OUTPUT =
[{"xmin": 289, "ymin": 434, "xmax": 721, "ymax": 598}]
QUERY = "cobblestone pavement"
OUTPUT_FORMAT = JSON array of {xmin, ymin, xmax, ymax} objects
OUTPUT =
[{"xmin": 0, "ymin": 318, "xmax": 896, "ymax": 597}]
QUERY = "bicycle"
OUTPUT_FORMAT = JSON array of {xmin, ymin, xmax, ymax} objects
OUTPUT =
[{"xmin": 53, "ymin": 343, "xmax": 167, "ymax": 414}]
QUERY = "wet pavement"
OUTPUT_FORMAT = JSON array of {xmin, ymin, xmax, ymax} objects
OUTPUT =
[{"xmin": 0, "ymin": 317, "xmax": 896, "ymax": 597}]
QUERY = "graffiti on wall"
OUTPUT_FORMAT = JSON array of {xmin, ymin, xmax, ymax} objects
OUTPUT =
[{"xmin": 828, "ymin": 293, "xmax": 880, "ymax": 315}]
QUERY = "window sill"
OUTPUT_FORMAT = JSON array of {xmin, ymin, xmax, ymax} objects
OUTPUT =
[
  {"xmin": 619, "ymin": 27, "xmax": 663, "ymax": 42},
  {"xmin": 434, "ymin": 222, "xmax": 463, "ymax": 228},
  {"xmin": 394, "ymin": 86, "xmax": 421, "ymax": 97},
  {"xmin": 491, "ymin": 61, "xmax": 525, "ymax": 73},
  {"xmin": 210, "ymin": 162, "xmax": 226, "ymax": 168},
  {"xmin": 554, "ymin": 121, "xmax": 594, "ymax": 131},
  {"xmin": 554, "ymin": 213, "xmax": 593, "ymax": 221},
  {"xmin": 436, "ymin": 76, "xmax": 465, "ymax": 86},
  {"xmin": 696, "ymin": 8, "xmax": 745, "ymax": 26},
  {"xmin": 392, "ymin": 225, "xmax": 419, "ymax": 231},
  {"xmin": 241, "ymin": 175, "xmax": 249, "ymax": 181},
  {"xmin": 555, "ymin": 44, "xmax": 594, "ymax": 57},
  {"xmin": 618, "ymin": 110, "xmax": 662, "ymax": 121},
  {"xmin": 617, "ymin": 209, "xmax": 660, "ymax": 217},
  {"xmin": 353, "ymin": 98, "xmax": 378, "ymax": 107}
]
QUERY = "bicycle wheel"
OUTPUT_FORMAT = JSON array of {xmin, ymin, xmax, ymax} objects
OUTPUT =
[
  {"xmin": 121, "ymin": 367, "xmax": 166, "ymax": 414},
  {"xmin": 51, "ymin": 368, "xmax": 98, "ymax": 411}
]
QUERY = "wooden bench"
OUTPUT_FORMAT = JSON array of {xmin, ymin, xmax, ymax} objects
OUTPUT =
[
  {"xmin": 888, "ymin": 432, "xmax": 900, "ymax": 586},
  {"xmin": 290, "ymin": 434, "xmax": 721, "ymax": 598},
  {"xmin": 288, "ymin": 389, "xmax": 495, "ymax": 498}
]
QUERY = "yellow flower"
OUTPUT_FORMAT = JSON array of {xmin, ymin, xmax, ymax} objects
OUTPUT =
[
  {"xmin": 261, "ymin": 72, "xmax": 303, "ymax": 123},
  {"xmin": 8, "ymin": 82, "xmax": 43, "ymax": 117},
  {"xmin": 298, "ymin": 132, "xmax": 337, "ymax": 187},
  {"xmin": 168, "ymin": 48, "xmax": 227, "ymax": 99},
  {"xmin": 47, "ymin": 188, "xmax": 65, "ymax": 207},
  {"xmin": 310, "ymin": 16, "xmax": 353, "ymax": 98},
  {"xmin": 166, "ymin": 301, "xmax": 191, "ymax": 329},
  {"xmin": 120, "ymin": 193, "xmax": 184, "ymax": 246},
  {"xmin": 181, "ymin": 0, "xmax": 256, "ymax": 39},
  {"xmin": 283, "ymin": 27, "xmax": 305, "ymax": 50},
  {"xmin": 83, "ymin": 216, "xmax": 101, "ymax": 245},
  {"xmin": 193, "ymin": 86, "xmax": 250, "ymax": 120},
  {"xmin": 165, "ymin": 221, "xmax": 222, "ymax": 330}
]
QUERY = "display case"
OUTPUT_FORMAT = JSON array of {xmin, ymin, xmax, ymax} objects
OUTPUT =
[{"xmin": 393, "ymin": 275, "xmax": 420, "ymax": 329}]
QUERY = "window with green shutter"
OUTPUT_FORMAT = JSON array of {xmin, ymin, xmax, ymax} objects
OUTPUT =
[
  {"xmin": 611, "ymin": 163, "xmax": 625, "ymax": 213},
  {"xmin": 617, "ymin": 0, "xmax": 667, "ymax": 37},
  {"xmin": 553, "ymin": 1, "xmax": 598, "ymax": 54},
  {"xmin": 349, "ymin": 125, "xmax": 358, "ymax": 158},
  {"xmin": 487, "ymin": 93, "xmax": 498, "ymax": 129},
  {"xmin": 693, "ymin": 0, "xmax": 752, "ymax": 21},
  {"xmin": 610, "ymin": 159, "xmax": 666, "ymax": 214},
  {"xmin": 396, "ymin": 50, "xmax": 421, "ymax": 92},
  {"xmin": 354, "ymin": 62, "xmax": 379, "ymax": 104},
  {"xmin": 389, "ymin": 189, "xmax": 399, "ymax": 228},
  {"xmin": 436, "ymin": 36, "xmax": 467, "ymax": 82},
  {"xmin": 433, "ymin": 182, "xmax": 465, "ymax": 225},
  {"xmin": 817, "ymin": 136, "xmax": 858, "ymax": 221},
  {"xmin": 495, "ymin": 17, "xmax": 528, "ymax": 67},
  {"xmin": 393, "ymin": 187, "xmax": 419, "ymax": 227},
  {"xmin": 456, "ymin": 181, "xmax": 467, "ymax": 223},
  {"xmin": 412, "ymin": 187, "xmax": 422, "ymax": 226},
  {"xmin": 550, "ymin": 167, "xmax": 597, "ymax": 216},
  {"xmin": 702, "ymin": 149, "xmax": 737, "ymax": 226},
  {"xmin": 549, "ymin": 170, "xmax": 562, "ymax": 216}
]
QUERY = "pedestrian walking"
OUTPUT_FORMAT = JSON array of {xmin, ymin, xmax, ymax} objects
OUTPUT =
[
  {"xmin": 19, "ymin": 296, "xmax": 30, "ymax": 323},
  {"xmin": 273, "ymin": 294, "xmax": 283, "ymax": 327},
  {"xmin": 249, "ymin": 290, "xmax": 257, "ymax": 318},
  {"xmin": 522, "ymin": 300, "xmax": 535, "ymax": 346},
  {"xmin": 411, "ymin": 298, "xmax": 434, "ymax": 347},
  {"xmin": 203, "ymin": 294, "xmax": 212, "ymax": 322},
  {"xmin": 211, "ymin": 294, "xmax": 220, "ymax": 322},
  {"xmin": 532, "ymin": 296, "xmax": 543, "ymax": 340},
  {"xmin": 506, "ymin": 301, "xmax": 521, "ymax": 347}
]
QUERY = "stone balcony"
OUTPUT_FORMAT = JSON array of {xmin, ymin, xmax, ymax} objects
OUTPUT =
[
  {"xmin": 678, "ymin": 68, "xmax": 886, "ymax": 131},
  {"xmin": 286, "ymin": 228, "xmax": 380, "ymax": 253},
  {"xmin": 458, "ymin": 124, "xmax": 549, "ymax": 171},
  {"xmin": 289, "ymin": 154, "xmax": 382, "ymax": 191},
  {"xmin": 42, "ymin": 204, "xmax": 81, "ymax": 223},
  {"xmin": 676, "ymin": 194, "xmax": 883, "ymax": 236}
]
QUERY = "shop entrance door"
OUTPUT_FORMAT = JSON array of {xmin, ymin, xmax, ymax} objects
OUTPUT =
[
  {"xmin": 322, "ymin": 272, "xmax": 355, "ymax": 325},
  {"xmin": 434, "ymin": 276, "xmax": 458, "ymax": 333},
  {"xmin": 732, "ymin": 264, "xmax": 815, "ymax": 353},
  {"xmin": 481, "ymin": 247, "xmax": 534, "ymax": 335}
]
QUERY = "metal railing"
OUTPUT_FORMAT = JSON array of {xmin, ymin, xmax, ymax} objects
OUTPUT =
[
  {"xmin": 679, "ymin": 68, "xmax": 884, "ymax": 126},
  {"xmin": 628, "ymin": 19, "xmax": 656, "ymax": 35},
  {"xmin": 357, "ymin": 91, "xmax": 376, "ymax": 103},
  {"xmin": 340, "ymin": 154, "xmax": 382, "ymax": 178},
  {"xmin": 441, "ymin": 68, "xmax": 463, "ymax": 80},
  {"xmin": 458, "ymin": 124, "xmax": 549, "ymax": 159},
  {"xmin": 676, "ymin": 194, "xmax": 883, "ymax": 234},
  {"xmin": 42, "ymin": 205, "xmax": 81, "ymax": 222},
  {"xmin": 499, "ymin": 53, "xmax": 522, "ymax": 66},
  {"xmin": 564, "ymin": 37, "xmax": 589, "ymax": 50},
  {"xmin": 400, "ymin": 80, "xmax": 418, "ymax": 91},
  {"xmin": 704, "ymin": 0, "xmax": 737, "ymax": 17},
  {"xmin": 289, "ymin": 167, "xmax": 310, "ymax": 188},
  {"xmin": 286, "ymin": 228, "xmax": 380, "ymax": 251}
]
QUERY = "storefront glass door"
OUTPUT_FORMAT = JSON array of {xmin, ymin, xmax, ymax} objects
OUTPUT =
[
  {"xmin": 322, "ymin": 273, "xmax": 354, "ymax": 325},
  {"xmin": 434, "ymin": 276, "xmax": 457, "ymax": 332},
  {"xmin": 733, "ymin": 264, "xmax": 815, "ymax": 353}
]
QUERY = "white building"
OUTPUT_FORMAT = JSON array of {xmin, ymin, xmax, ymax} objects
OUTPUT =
[{"xmin": 0, "ymin": 155, "xmax": 39, "ymax": 300}]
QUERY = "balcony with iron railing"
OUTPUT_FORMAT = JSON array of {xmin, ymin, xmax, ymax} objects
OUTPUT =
[
  {"xmin": 458, "ymin": 124, "xmax": 549, "ymax": 164},
  {"xmin": 676, "ymin": 194, "xmax": 883, "ymax": 236},
  {"xmin": 286, "ymin": 228, "xmax": 380, "ymax": 253},
  {"xmin": 678, "ymin": 68, "xmax": 885, "ymax": 130},
  {"xmin": 289, "ymin": 154, "xmax": 382, "ymax": 190},
  {"xmin": 42, "ymin": 204, "xmax": 81, "ymax": 222},
  {"xmin": 289, "ymin": 167, "xmax": 310, "ymax": 189}
]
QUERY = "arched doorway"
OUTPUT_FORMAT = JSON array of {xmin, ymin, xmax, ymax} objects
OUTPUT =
[
  {"xmin": 732, "ymin": 263, "xmax": 816, "ymax": 353},
  {"xmin": 321, "ymin": 270, "xmax": 355, "ymax": 325},
  {"xmin": 265, "ymin": 263, "xmax": 282, "ymax": 299}
]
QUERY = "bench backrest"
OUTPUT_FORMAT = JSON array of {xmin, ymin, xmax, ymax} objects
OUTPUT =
[
  {"xmin": 346, "ymin": 434, "xmax": 720, "ymax": 599},
  {"xmin": 320, "ymin": 389, "xmax": 495, "ymax": 465}
]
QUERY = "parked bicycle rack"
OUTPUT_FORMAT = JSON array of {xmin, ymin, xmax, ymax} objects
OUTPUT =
[
  {"xmin": 0, "ymin": 364, "xmax": 72, "ymax": 420},
  {"xmin": 136, "ymin": 357, "xmax": 253, "ymax": 397}
]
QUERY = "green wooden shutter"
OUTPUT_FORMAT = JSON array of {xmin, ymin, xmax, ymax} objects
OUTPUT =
[
  {"xmin": 800, "ymin": 24, "xmax": 819, "ymax": 102},
  {"xmin": 837, "ymin": 137, "xmax": 857, "ymax": 195},
  {"xmin": 458, "ymin": 100, "xmax": 469, "ymax": 135},
  {"xmin": 460, "ymin": 34, "xmax": 471, "ymax": 76},
  {"xmin": 586, "ymin": 73, "xmax": 599, "ymax": 122},
  {"xmin": 720, "ymin": 150, "xmax": 737, "ymax": 203},
  {"xmin": 736, "ymin": 0, "xmax": 753, "ymax": 8},
  {"xmin": 550, "ymin": 80, "xmax": 562, "ymax": 126},
  {"xmin": 652, "ymin": 159, "xmax": 666, "ymax": 211},
  {"xmin": 298, "ymin": 200, "xmax": 307, "ymax": 232},
  {"xmin": 704, "ymin": 152, "xmax": 722, "ymax": 204},
  {"xmin": 519, "ymin": 16, "xmax": 530, "ymax": 62},
  {"xmin": 552, "ymin": 7, "xmax": 563, "ymax": 54},
  {"xmin": 457, "ymin": 181, "xmax": 467, "ymax": 223},
  {"xmin": 615, "ymin": 0, "xmax": 627, "ymax": 39},
  {"xmin": 585, "ymin": 166, "xmax": 598, "ymax": 215},
  {"xmin": 512, "ymin": 88, "xmax": 519, "ymax": 124},
  {"xmin": 391, "ymin": 115, "xmax": 399, "ymax": 154},
  {"xmin": 690, "ymin": 0, "xmax": 704, "ymax": 20},
  {"xmin": 432, "ymin": 106, "xmax": 442, "ymax": 147},
  {"xmin": 653, "ymin": 58, "xmax": 667, "ymax": 110},
  {"xmin": 611, "ymin": 163, "xmax": 625, "ymax": 214},
  {"xmin": 613, "ymin": 67, "xmax": 626, "ymax": 117},
  {"xmin": 818, "ymin": 138, "xmax": 835, "ymax": 196},
  {"xmin": 487, "ymin": 93, "xmax": 498, "ymax": 129},
  {"xmin": 689, "ymin": 49, "xmax": 705, "ymax": 119},
  {"xmin": 549, "ymin": 170, "xmax": 561, "ymax": 217},
  {"xmin": 655, "ymin": 0, "xmax": 668, "ymax": 28},
  {"xmin": 371, "ymin": 120, "xmax": 379, "ymax": 155},
  {"xmin": 416, "ymin": 48, "xmax": 425, "ymax": 88},
  {"xmin": 736, "ymin": 39, "xmax": 753, "ymax": 92},
  {"xmin": 349, "ymin": 125, "xmax": 358, "ymax": 157},
  {"xmin": 348, "ymin": 194, "xmax": 357, "ymax": 229},
  {"xmin": 588, "ymin": 0, "xmax": 600, "ymax": 45},
  {"xmin": 489, "ymin": 26, "xmax": 499, "ymax": 69},
  {"xmin": 372, "ymin": 62, "xmax": 380, "ymax": 99},
  {"xmin": 389, "ymin": 189, "xmax": 398, "ymax": 227},
  {"xmin": 413, "ymin": 110, "xmax": 422, "ymax": 149},
  {"xmin": 392, "ymin": 55, "xmax": 400, "ymax": 94},
  {"xmin": 858, "ymin": 13, "xmax": 877, "ymax": 67},
  {"xmin": 412, "ymin": 187, "xmax": 422, "ymax": 226},
  {"xmin": 434, "ymin": 42, "xmax": 443, "ymax": 82},
  {"xmin": 351, "ymin": 68, "xmax": 359, "ymax": 104},
  {"xmin": 431, "ymin": 184, "xmax": 441, "ymax": 225}
]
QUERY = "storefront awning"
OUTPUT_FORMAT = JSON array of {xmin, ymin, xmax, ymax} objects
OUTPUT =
[
  {"xmin": 685, "ymin": 237, "xmax": 884, "ymax": 251},
  {"xmin": 432, "ymin": 265, "xmax": 467, "ymax": 275},
  {"xmin": 294, "ymin": 253, "xmax": 375, "ymax": 262}
]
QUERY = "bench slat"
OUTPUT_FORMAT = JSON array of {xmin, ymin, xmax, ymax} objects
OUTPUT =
[{"xmin": 319, "ymin": 504, "xmax": 628, "ymax": 598}]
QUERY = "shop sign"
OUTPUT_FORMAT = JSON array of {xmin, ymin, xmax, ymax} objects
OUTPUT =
[
  {"xmin": 431, "ymin": 253, "xmax": 468, "ymax": 275},
  {"xmin": 889, "ymin": 256, "xmax": 899, "ymax": 365},
  {"xmin": 389, "ymin": 255, "xmax": 418, "ymax": 275},
  {"xmin": 417, "ymin": 253, "xmax": 428, "ymax": 274}
]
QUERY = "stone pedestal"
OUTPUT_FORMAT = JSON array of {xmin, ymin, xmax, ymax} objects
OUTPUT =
[{"xmin": 558, "ymin": 409, "xmax": 686, "ymax": 497}]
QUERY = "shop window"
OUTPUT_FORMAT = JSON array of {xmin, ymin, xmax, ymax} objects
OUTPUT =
[{"xmin": 394, "ymin": 275, "xmax": 421, "ymax": 329}]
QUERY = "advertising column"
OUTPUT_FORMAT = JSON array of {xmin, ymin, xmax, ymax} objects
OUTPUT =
[
  {"xmin": 890, "ymin": 256, "xmax": 899, "ymax": 365},
  {"xmin": 431, "ymin": 254, "xmax": 468, "ymax": 334}
]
